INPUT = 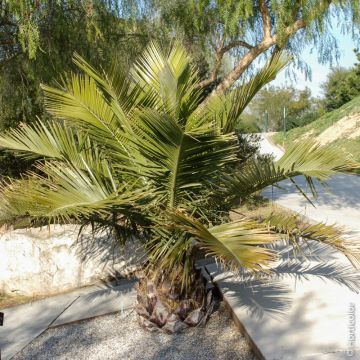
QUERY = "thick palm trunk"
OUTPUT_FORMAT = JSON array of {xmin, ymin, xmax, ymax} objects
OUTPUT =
[{"xmin": 136, "ymin": 267, "xmax": 218, "ymax": 333}]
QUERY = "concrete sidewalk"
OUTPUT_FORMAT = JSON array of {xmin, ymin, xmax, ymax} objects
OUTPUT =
[
  {"xmin": 0, "ymin": 280, "xmax": 136, "ymax": 360},
  {"xmin": 259, "ymin": 133, "xmax": 360, "ymax": 235},
  {"xmin": 207, "ymin": 260, "xmax": 360, "ymax": 360},
  {"xmin": 212, "ymin": 134, "xmax": 360, "ymax": 359}
]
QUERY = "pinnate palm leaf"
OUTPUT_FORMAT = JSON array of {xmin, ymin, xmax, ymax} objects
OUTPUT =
[
  {"xmin": 131, "ymin": 42, "xmax": 202, "ymax": 120},
  {"xmin": 171, "ymin": 212, "xmax": 277, "ymax": 271},
  {"xmin": 263, "ymin": 211, "xmax": 360, "ymax": 267},
  {"xmin": 190, "ymin": 52, "xmax": 290, "ymax": 134},
  {"xmin": 128, "ymin": 108, "xmax": 236, "ymax": 207},
  {"xmin": 224, "ymin": 140, "xmax": 359, "ymax": 201},
  {"xmin": 0, "ymin": 159, "xmax": 147, "ymax": 223}
]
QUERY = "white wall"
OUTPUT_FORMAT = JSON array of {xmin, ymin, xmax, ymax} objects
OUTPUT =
[{"xmin": 0, "ymin": 224, "xmax": 144, "ymax": 296}]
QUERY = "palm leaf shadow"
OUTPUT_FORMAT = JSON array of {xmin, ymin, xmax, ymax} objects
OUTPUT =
[{"xmin": 210, "ymin": 241, "xmax": 360, "ymax": 320}]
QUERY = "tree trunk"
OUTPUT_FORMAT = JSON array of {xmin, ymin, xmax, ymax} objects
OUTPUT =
[
  {"xmin": 210, "ymin": 39, "xmax": 275, "ymax": 97},
  {"xmin": 136, "ymin": 267, "xmax": 218, "ymax": 333}
]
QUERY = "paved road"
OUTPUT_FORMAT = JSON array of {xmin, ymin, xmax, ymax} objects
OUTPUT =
[{"xmin": 259, "ymin": 134, "xmax": 360, "ymax": 235}]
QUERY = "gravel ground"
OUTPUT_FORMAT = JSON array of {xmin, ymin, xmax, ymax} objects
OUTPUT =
[{"xmin": 13, "ymin": 302, "xmax": 257, "ymax": 360}]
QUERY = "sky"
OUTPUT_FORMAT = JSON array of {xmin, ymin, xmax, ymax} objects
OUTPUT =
[{"xmin": 272, "ymin": 21, "xmax": 359, "ymax": 98}]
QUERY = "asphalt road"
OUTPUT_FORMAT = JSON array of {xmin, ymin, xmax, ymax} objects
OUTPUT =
[{"xmin": 259, "ymin": 134, "xmax": 360, "ymax": 236}]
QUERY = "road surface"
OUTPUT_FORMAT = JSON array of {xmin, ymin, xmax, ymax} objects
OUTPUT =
[{"xmin": 259, "ymin": 134, "xmax": 360, "ymax": 236}]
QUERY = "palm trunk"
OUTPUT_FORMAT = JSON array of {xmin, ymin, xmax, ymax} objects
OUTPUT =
[{"xmin": 136, "ymin": 267, "xmax": 218, "ymax": 333}]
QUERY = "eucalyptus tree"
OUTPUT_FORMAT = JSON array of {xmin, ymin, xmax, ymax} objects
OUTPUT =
[{"xmin": 0, "ymin": 43, "xmax": 359, "ymax": 331}]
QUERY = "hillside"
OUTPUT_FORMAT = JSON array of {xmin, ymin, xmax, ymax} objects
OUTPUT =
[{"xmin": 272, "ymin": 95, "xmax": 360, "ymax": 161}]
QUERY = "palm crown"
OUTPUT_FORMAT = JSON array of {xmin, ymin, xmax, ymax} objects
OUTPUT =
[{"xmin": 0, "ymin": 43, "xmax": 359, "ymax": 293}]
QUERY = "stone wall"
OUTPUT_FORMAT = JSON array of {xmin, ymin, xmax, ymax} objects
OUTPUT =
[{"xmin": 0, "ymin": 224, "xmax": 144, "ymax": 296}]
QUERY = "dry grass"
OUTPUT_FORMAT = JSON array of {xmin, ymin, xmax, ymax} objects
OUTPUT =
[{"xmin": 317, "ymin": 114, "xmax": 360, "ymax": 145}]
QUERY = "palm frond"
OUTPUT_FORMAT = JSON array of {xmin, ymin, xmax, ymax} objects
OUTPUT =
[
  {"xmin": 223, "ymin": 140, "xmax": 359, "ymax": 201},
  {"xmin": 72, "ymin": 53, "xmax": 147, "ymax": 118},
  {"xmin": 0, "ymin": 120, "xmax": 70, "ymax": 159},
  {"xmin": 131, "ymin": 42, "xmax": 202, "ymax": 120},
  {"xmin": 0, "ymin": 160, "xmax": 148, "ymax": 223},
  {"xmin": 277, "ymin": 139, "xmax": 359, "ymax": 178},
  {"xmin": 189, "ymin": 52, "xmax": 290, "ymax": 134},
  {"xmin": 146, "ymin": 226, "xmax": 195, "ymax": 290},
  {"xmin": 0, "ymin": 120, "xmax": 88, "ymax": 161},
  {"xmin": 0, "ymin": 120, "xmax": 134, "ymax": 176},
  {"xmin": 41, "ymin": 74, "xmax": 129, "ymax": 149},
  {"xmin": 263, "ymin": 211, "xmax": 360, "ymax": 267},
  {"xmin": 171, "ymin": 212, "xmax": 277, "ymax": 271},
  {"xmin": 127, "ymin": 108, "xmax": 236, "ymax": 207}
]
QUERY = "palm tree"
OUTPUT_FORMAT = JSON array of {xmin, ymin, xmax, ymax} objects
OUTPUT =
[{"xmin": 0, "ymin": 43, "xmax": 359, "ymax": 332}]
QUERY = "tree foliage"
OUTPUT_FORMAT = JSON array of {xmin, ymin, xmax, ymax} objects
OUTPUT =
[
  {"xmin": 0, "ymin": 0, "xmax": 154, "ymax": 176},
  {"xmin": 321, "ymin": 50, "xmax": 360, "ymax": 111},
  {"xmin": 151, "ymin": 0, "xmax": 360, "ymax": 95},
  {"xmin": 249, "ymin": 85, "xmax": 318, "ymax": 131}
]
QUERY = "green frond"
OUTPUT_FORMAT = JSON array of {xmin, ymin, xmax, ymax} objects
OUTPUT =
[
  {"xmin": 128, "ymin": 108, "xmax": 236, "ymax": 207},
  {"xmin": 171, "ymin": 212, "xmax": 277, "ymax": 271},
  {"xmin": 0, "ymin": 120, "xmax": 70, "ymax": 159},
  {"xmin": 41, "ymin": 74, "xmax": 128, "ymax": 146},
  {"xmin": 146, "ymin": 226, "xmax": 195, "ymax": 290},
  {"xmin": 72, "ymin": 53, "xmax": 147, "ymax": 118},
  {"xmin": 224, "ymin": 140, "xmax": 359, "ymax": 201},
  {"xmin": 191, "ymin": 52, "xmax": 290, "ymax": 134},
  {"xmin": 131, "ymin": 42, "xmax": 202, "ymax": 120},
  {"xmin": 0, "ymin": 160, "xmax": 147, "ymax": 223},
  {"xmin": 276, "ymin": 140, "xmax": 359, "ymax": 179},
  {"xmin": 0, "ymin": 120, "xmax": 134, "ymax": 176},
  {"xmin": 263, "ymin": 211, "xmax": 360, "ymax": 267},
  {"xmin": 0, "ymin": 120, "xmax": 89, "ymax": 161}
]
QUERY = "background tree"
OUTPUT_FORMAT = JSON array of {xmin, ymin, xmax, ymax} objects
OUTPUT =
[
  {"xmin": 0, "ymin": 0, "xmax": 155, "ymax": 176},
  {"xmin": 249, "ymin": 85, "xmax": 317, "ymax": 131},
  {"xmin": 151, "ymin": 0, "xmax": 360, "ymax": 96},
  {"xmin": 235, "ymin": 112, "xmax": 261, "ymax": 133},
  {"xmin": 321, "ymin": 51, "xmax": 360, "ymax": 111}
]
